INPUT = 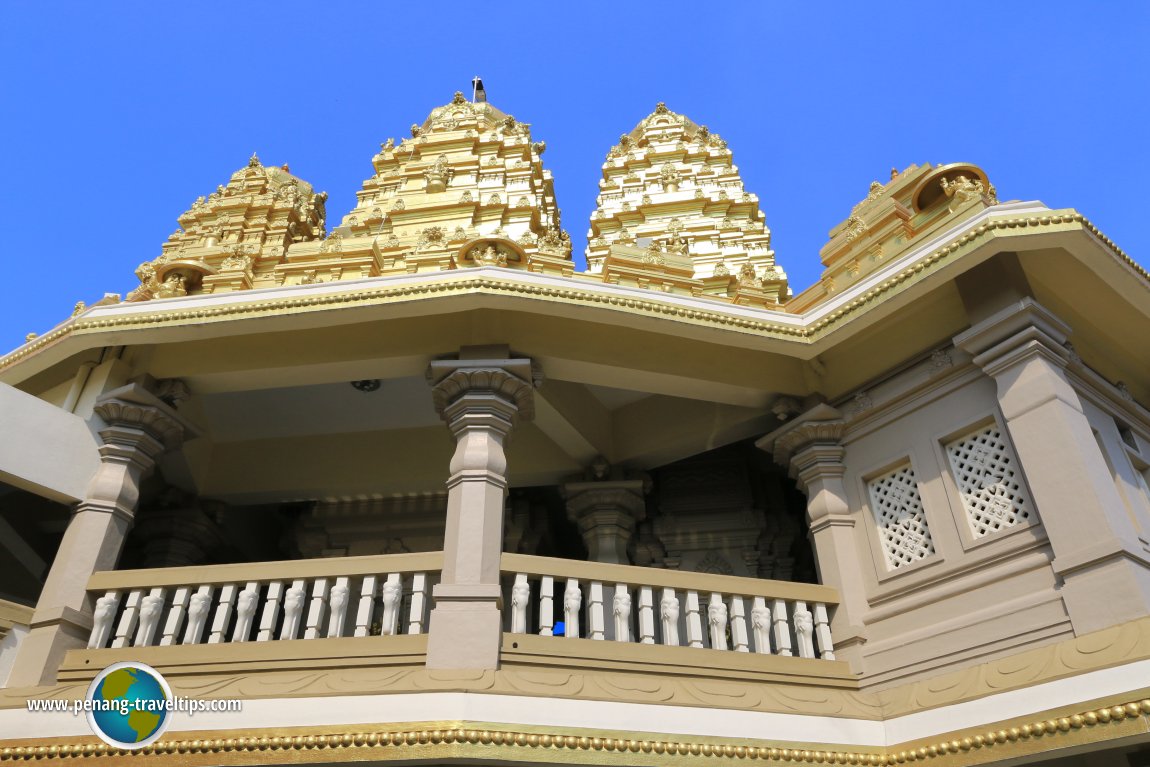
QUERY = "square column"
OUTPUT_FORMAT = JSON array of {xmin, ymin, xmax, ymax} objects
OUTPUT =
[
  {"xmin": 425, "ymin": 350, "xmax": 537, "ymax": 669},
  {"xmin": 955, "ymin": 298, "xmax": 1150, "ymax": 633},
  {"xmin": 761, "ymin": 417, "xmax": 868, "ymax": 672},
  {"xmin": 8, "ymin": 384, "xmax": 194, "ymax": 687}
]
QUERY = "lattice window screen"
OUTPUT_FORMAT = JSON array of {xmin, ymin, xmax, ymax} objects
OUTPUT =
[
  {"xmin": 867, "ymin": 464, "xmax": 935, "ymax": 569},
  {"xmin": 945, "ymin": 425, "xmax": 1031, "ymax": 538}
]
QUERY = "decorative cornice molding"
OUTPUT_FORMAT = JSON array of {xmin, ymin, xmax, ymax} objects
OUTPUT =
[
  {"xmin": 4, "ymin": 212, "xmax": 1141, "ymax": 376},
  {"xmin": 92, "ymin": 383, "xmax": 198, "ymax": 450}
]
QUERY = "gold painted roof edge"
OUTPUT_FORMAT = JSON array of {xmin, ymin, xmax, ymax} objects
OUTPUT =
[{"xmin": 1, "ymin": 210, "xmax": 1141, "ymax": 377}]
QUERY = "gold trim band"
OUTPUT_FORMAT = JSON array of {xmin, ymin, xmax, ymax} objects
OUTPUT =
[{"xmin": 3, "ymin": 697, "xmax": 1148, "ymax": 764}]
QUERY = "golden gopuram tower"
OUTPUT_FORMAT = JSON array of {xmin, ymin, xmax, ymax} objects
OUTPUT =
[{"xmin": 585, "ymin": 102, "xmax": 787, "ymax": 305}]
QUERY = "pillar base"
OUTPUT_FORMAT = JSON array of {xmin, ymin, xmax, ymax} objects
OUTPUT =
[
  {"xmin": 1057, "ymin": 548, "xmax": 1150, "ymax": 634},
  {"xmin": 426, "ymin": 601, "xmax": 503, "ymax": 670},
  {"xmin": 6, "ymin": 612, "xmax": 90, "ymax": 687}
]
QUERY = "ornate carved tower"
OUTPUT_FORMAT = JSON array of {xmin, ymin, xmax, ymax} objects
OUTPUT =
[{"xmin": 585, "ymin": 103, "xmax": 788, "ymax": 303}]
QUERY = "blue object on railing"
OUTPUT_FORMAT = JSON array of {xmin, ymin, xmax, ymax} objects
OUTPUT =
[{"xmin": 553, "ymin": 621, "xmax": 566, "ymax": 636}]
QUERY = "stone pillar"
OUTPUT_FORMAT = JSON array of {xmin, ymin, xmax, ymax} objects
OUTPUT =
[
  {"xmin": 955, "ymin": 298, "xmax": 1150, "ymax": 633},
  {"xmin": 425, "ymin": 348, "xmax": 536, "ymax": 669},
  {"xmin": 563, "ymin": 459, "xmax": 648, "ymax": 565},
  {"xmin": 760, "ymin": 417, "xmax": 868, "ymax": 672},
  {"xmin": 9, "ymin": 383, "xmax": 193, "ymax": 687},
  {"xmin": 132, "ymin": 501, "xmax": 225, "ymax": 568}
]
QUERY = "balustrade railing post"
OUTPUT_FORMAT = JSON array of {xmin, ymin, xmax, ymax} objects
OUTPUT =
[
  {"xmin": 793, "ymin": 600, "xmax": 816, "ymax": 658},
  {"xmin": 750, "ymin": 597, "xmax": 771, "ymax": 654},
  {"xmin": 772, "ymin": 598, "xmax": 793, "ymax": 657},
  {"xmin": 354, "ymin": 575, "xmax": 377, "ymax": 638},
  {"xmin": 814, "ymin": 603, "xmax": 836, "ymax": 660},
  {"xmin": 638, "ymin": 586, "xmax": 655, "ymax": 645},
  {"xmin": 111, "ymin": 589, "xmax": 143, "ymax": 649},
  {"xmin": 88, "ymin": 591, "xmax": 120, "ymax": 650},
  {"xmin": 510, "ymin": 574, "xmax": 530, "ymax": 634},
  {"xmin": 564, "ymin": 579, "xmax": 582, "ymax": 638},
  {"xmin": 685, "ymin": 591, "xmax": 704, "ymax": 649},
  {"xmin": 538, "ymin": 575, "xmax": 554, "ymax": 636},
  {"xmin": 304, "ymin": 578, "xmax": 331, "ymax": 639},
  {"xmin": 407, "ymin": 573, "xmax": 428, "ymax": 635},
  {"xmin": 613, "ymin": 583, "xmax": 632, "ymax": 642},
  {"xmin": 327, "ymin": 577, "xmax": 351, "ymax": 638},
  {"xmin": 183, "ymin": 585, "xmax": 213, "ymax": 645},
  {"xmin": 588, "ymin": 582, "xmax": 605, "ymax": 640},
  {"xmin": 134, "ymin": 587, "xmax": 166, "ymax": 647},
  {"xmin": 208, "ymin": 583, "xmax": 238, "ymax": 644},
  {"xmin": 380, "ymin": 574, "xmax": 402, "ymax": 636},
  {"xmin": 232, "ymin": 582, "xmax": 259, "ymax": 642},
  {"xmin": 660, "ymin": 588, "xmax": 680, "ymax": 646},
  {"xmin": 707, "ymin": 593, "xmax": 728, "ymax": 651},
  {"xmin": 729, "ymin": 596, "xmax": 749, "ymax": 653},
  {"xmin": 256, "ymin": 581, "xmax": 284, "ymax": 642},
  {"xmin": 280, "ymin": 580, "xmax": 307, "ymax": 640}
]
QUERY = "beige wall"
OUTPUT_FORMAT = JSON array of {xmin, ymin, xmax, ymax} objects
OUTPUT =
[{"xmin": 831, "ymin": 355, "xmax": 1070, "ymax": 686}]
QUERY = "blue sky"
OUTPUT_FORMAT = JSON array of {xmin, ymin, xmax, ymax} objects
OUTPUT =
[{"xmin": 1, "ymin": 2, "xmax": 1147, "ymax": 354}]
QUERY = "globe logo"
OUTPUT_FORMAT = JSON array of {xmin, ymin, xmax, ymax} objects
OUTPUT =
[{"xmin": 85, "ymin": 662, "xmax": 172, "ymax": 749}]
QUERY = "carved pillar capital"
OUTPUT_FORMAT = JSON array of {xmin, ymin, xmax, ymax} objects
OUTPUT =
[
  {"xmin": 759, "ymin": 415, "xmax": 846, "ymax": 490},
  {"xmin": 428, "ymin": 358, "xmax": 538, "ymax": 425},
  {"xmin": 562, "ymin": 474, "xmax": 649, "ymax": 565}
]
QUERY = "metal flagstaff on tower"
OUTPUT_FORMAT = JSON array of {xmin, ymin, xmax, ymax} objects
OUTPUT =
[{"xmin": 472, "ymin": 77, "xmax": 487, "ymax": 103}]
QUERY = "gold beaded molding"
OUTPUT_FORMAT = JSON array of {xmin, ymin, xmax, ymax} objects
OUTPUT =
[
  {"xmin": 1, "ymin": 697, "xmax": 1148, "ymax": 764},
  {"xmin": 2, "ymin": 211, "xmax": 1142, "ymax": 374}
]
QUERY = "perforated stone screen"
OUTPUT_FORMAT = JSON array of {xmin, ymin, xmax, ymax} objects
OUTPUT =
[
  {"xmin": 867, "ymin": 464, "xmax": 935, "ymax": 569},
  {"xmin": 945, "ymin": 425, "xmax": 1031, "ymax": 538}
]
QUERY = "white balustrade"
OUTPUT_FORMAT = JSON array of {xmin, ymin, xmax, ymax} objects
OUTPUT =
[
  {"xmin": 83, "ymin": 551, "xmax": 838, "ymax": 662},
  {"xmin": 84, "ymin": 554, "xmax": 441, "ymax": 650},
  {"xmin": 502, "ymin": 554, "xmax": 840, "ymax": 662}
]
